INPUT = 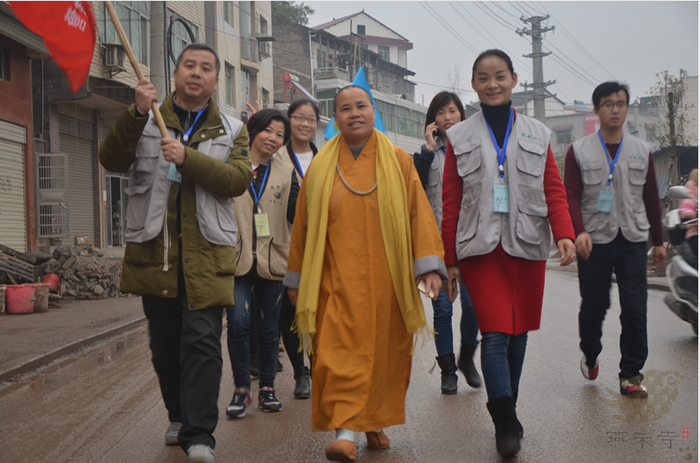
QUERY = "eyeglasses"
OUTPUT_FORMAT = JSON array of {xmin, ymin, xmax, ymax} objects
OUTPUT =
[
  {"xmin": 291, "ymin": 115, "xmax": 317, "ymax": 124},
  {"xmin": 599, "ymin": 101, "xmax": 628, "ymax": 110}
]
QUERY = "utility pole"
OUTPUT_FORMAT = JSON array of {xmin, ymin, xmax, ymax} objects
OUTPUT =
[
  {"xmin": 150, "ymin": 2, "xmax": 166, "ymax": 101},
  {"xmin": 517, "ymin": 15, "xmax": 555, "ymax": 124}
]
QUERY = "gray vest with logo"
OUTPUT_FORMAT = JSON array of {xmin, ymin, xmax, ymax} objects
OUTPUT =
[
  {"xmin": 423, "ymin": 138, "xmax": 447, "ymax": 230},
  {"xmin": 572, "ymin": 132, "xmax": 650, "ymax": 244},
  {"xmin": 446, "ymin": 111, "xmax": 552, "ymax": 261},
  {"xmin": 124, "ymin": 112, "xmax": 244, "ymax": 247}
]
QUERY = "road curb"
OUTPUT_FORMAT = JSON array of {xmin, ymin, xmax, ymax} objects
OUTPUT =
[{"xmin": 0, "ymin": 316, "xmax": 147, "ymax": 384}]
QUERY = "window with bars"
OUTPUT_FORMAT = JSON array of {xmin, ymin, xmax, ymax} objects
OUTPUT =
[
  {"xmin": 378, "ymin": 46, "xmax": 389, "ymax": 61},
  {"xmin": 167, "ymin": 9, "xmax": 199, "ymax": 75},
  {"xmin": 225, "ymin": 62, "xmax": 235, "ymax": 106},
  {"xmin": 37, "ymin": 154, "xmax": 68, "ymax": 238},
  {"xmin": 100, "ymin": 1, "xmax": 150, "ymax": 66}
]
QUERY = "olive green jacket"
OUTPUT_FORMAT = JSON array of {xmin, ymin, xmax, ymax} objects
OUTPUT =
[{"xmin": 98, "ymin": 94, "xmax": 252, "ymax": 309}]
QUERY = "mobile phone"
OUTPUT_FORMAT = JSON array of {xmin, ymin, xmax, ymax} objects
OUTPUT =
[
  {"xmin": 433, "ymin": 129, "xmax": 439, "ymax": 140},
  {"xmin": 449, "ymin": 278, "xmax": 459, "ymax": 303},
  {"xmin": 418, "ymin": 280, "xmax": 435, "ymax": 299}
]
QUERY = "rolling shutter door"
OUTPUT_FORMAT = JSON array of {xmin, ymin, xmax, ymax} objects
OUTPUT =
[
  {"xmin": 60, "ymin": 132, "xmax": 95, "ymax": 244},
  {"xmin": 0, "ymin": 120, "xmax": 27, "ymax": 252}
]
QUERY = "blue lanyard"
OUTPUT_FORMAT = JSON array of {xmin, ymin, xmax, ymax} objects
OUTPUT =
[
  {"xmin": 483, "ymin": 109, "xmax": 514, "ymax": 180},
  {"xmin": 250, "ymin": 163, "xmax": 271, "ymax": 210},
  {"xmin": 598, "ymin": 131, "xmax": 623, "ymax": 185},
  {"xmin": 181, "ymin": 107, "xmax": 206, "ymax": 145},
  {"xmin": 288, "ymin": 146, "xmax": 304, "ymax": 179}
]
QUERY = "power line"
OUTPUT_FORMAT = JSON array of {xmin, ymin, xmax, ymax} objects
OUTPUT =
[
  {"xmin": 541, "ymin": 40, "xmax": 602, "ymax": 87},
  {"xmin": 472, "ymin": 2, "xmax": 521, "ymax": 30},
  {"xmin": 455, "ymin": 2, "xmax": 533, "ymax": 75},
  {"xmin": 417, "ymin": 1, "xmax": 480, "ymax": 54}
]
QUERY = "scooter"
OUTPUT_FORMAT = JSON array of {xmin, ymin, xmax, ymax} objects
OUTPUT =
[{"xmin": 663, "ymin": 186, "xmax": 698, "ymax": 335}]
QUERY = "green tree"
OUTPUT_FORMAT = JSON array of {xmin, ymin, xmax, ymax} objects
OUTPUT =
[
  {"xmin": 272, "ymin": 1, "xmax": 315, "ymax": 25},
  {"xmin": 648, "ymin": 71, "xmax": 695, "ymax": 188}
]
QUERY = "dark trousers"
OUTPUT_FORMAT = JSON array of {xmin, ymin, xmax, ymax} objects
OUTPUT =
[
  {"xmin": 142, "ymin": 295, "xmax": 224, "ymax": 451},
  {"xmin": 578, "ymin": 233, "xmax": 648, "ymax": 379},
  {"xmin": 278, "ymin": 291, "xmax": 311, "ymax": 374}
]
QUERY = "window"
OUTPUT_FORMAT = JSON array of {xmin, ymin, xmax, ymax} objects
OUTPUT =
[
  {"xmin": 556, "ymin": 130, "xmax": 572, "ymax": 145},
  {"xmin": 378, "ymin": 46, "xmax": 389, "ymax": 61},
  {"xmin": 100, "ymin": 2, "xmax": 150, "ymax": 65},
  {"xmin": 259, "ymin": 16, "xmax": 269, "ymax": 56},
  {"xmin": 357, "ymin": 25, "xmax": 366, "ymax": 35},
  {"xmin": 0, "ymin": 47, "xmax": 8, "ymax": 81},
  {"xmin": 242, "ymin": 69, "xmax": 251, "ymax": 105},
  {"xmin": 225, "ymin": 63, "xmax": 235, "ymax": 106},
  {"xmin": 262, "ymin": 88, "xmax": 269, "ymax": 109},
  {"xmin": 223, "ymin": 1, "xmax": 233, "ymax": 25},
  {"xmin": 317, "ymin": 50, "xmax": 327, "ymax": 68}
]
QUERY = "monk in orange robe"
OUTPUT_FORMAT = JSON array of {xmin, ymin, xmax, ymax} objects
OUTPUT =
[{"xmin": 284, "ymin": 86, "xmax": 446, "ymax": 462}]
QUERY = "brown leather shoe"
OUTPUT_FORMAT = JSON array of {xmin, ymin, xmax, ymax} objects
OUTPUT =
[
  {"xmin": 365, "ymin": 430, "xmax": 390, "ymax": 449},
  {"xmin": 325, "ymin": 440, "xmax": 357, "ymax": 461}
]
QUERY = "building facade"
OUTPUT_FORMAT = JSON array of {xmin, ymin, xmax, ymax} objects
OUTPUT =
[
  {"xmin": 15, "ymin": 1, "xmax": 272, "ymax": 251},
  {"xmin": 272, "ymin": 12, "xmax": 426, "ymax": 154}
]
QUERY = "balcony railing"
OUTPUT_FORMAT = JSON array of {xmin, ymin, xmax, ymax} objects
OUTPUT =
[{"xmin": 314, "ymin": 66, "xmax": 349, "ymax": 81}]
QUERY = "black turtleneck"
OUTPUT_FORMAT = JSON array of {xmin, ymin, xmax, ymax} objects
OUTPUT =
[{"xmin": 481, "ymin": 101, "xmax": 513, "ymax": 149}]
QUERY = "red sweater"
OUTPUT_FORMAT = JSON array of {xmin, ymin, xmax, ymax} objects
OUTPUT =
[
  {"xmin": 563, "ymin": 144, "xmax": 663, "ymax": 246},
  {"xmin": 441, "ymin": 139, "xmax": 575, "ymax": 266}
]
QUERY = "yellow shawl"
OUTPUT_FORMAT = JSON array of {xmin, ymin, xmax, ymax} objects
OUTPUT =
[{"xmin": 294, "ymin": 129, "xmax": 426, "ymax": 350}]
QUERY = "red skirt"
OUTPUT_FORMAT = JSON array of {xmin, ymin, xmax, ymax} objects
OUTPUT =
[{"xmin": 459, "ymin": 243, "xmax": 546, "ymax": 335}]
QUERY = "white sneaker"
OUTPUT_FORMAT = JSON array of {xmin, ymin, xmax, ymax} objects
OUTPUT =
[
  {"xmin": 164, "ymin": 422, "xmax": 181, "ymax": 446},
  {"xmin": 188, "ymin": 444, "xmax": 215, "ymax": 463}
]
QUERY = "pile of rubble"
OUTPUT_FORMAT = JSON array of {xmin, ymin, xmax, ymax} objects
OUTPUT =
[{"xmin": 40, "ymin": 245, "xmax": 123, "ymax": 300}]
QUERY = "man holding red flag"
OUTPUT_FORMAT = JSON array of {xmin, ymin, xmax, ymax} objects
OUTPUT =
[{"xmin": 10, "ymin": 1, "xmax": 96, "ymax": 93}]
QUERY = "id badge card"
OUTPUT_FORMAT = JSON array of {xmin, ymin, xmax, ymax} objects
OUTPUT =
[
  {"xmin": 596, "ymin": 190, "xmax": 614, "ymax": 213},
  {"xmin": 254, "ymin": 213, "xmax": 271, "ymax": 237},
  {"xmin": 166, "ymin": 162, "xmax": 182, "ymax": 183},
  {"xmin": 493, "ymin": 184, "xmax": 509, "ymax": 213}
]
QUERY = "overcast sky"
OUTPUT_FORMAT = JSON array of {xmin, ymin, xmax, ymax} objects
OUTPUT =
[{"xmin": 305, "ymin": 1, "xmax": 699, "ymax": 107}]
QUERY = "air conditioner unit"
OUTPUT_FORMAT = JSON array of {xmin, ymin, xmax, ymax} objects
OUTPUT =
[{"xmin": 103, "ymin": 44, "xmax": 125, "ymax": 68}]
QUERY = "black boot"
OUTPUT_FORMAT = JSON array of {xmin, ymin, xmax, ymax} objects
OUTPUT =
[
  {"xmin": 486, "ymin": 396, "xmax": 521, "ymax": 457},
  {"xmin": 436, "ymin": 353, "xmax": 458, "ymax": 395},
  {"xmin": 512, "ymin": 388, "xmax": 523, "ymax": 438},
  {"xmin": 458, "ymin": 342, "xmax": 482, "ymax": 388},
  {"xmin": 294, "ymin": 366, "xmax": 311, "ymax": 399}
]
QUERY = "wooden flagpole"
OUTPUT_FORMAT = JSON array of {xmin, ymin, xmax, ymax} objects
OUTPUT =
[{"xmin": 104, "ymin": 1, "xmax": 169, "ymax": 138}]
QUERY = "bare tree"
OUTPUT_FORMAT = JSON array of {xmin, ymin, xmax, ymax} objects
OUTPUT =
[
  {"xmin": 446, "ymin": 65, "xmax": 468, "ymax": 99},
  {"xmin": 648, "ymin": 71, "xmax": 696, "ymax": 187}
]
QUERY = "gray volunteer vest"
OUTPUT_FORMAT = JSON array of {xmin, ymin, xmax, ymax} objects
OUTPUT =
[
  {"xmin": 124, "ymin": 112, "xmax": 244, "ymax": 247},
  {"xmin": 572, "ymin": 133, "xmax": 650, "ymax": 244},
  {"xmin": 423, "ymin": 137, "xmax": 448, "ymax": 230},
  {"xmin": 446, "ymin": 111, "xmax": 552, "ymax": 261}
]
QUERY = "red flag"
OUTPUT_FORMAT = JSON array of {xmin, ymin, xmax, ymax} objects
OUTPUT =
[{"xmin": 10, "ymin": 1, "xmax": 96, "ymax": 93}]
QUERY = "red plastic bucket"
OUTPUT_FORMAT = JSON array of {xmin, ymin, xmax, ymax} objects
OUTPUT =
[
  {"xmin": 6, "ymin": 285, "xmax": 35, "ymax": 314},
  {"xmin": 43, "ymin": 273, "xmax": 60, "ymax": 292}
]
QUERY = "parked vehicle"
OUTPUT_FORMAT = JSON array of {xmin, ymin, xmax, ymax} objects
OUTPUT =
[{"xmin": 663, "ymin": 186, "xmax": 698, "ymax": 335}]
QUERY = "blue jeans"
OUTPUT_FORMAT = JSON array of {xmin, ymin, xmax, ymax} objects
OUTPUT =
[
  {"xmin": 226, "ymin": 271, "xmax": 284, "ymax": 389},
  {"xmin": 480, "ymin": 332, "xmax": 528, "ymax": 401},
  {"xmin": 432, "ymin": 283, "xmax": 479, "ymax": 356}
]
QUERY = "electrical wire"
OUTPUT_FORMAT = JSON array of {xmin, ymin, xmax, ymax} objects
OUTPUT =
[
  {"xmin": 455, "ymin": 2, "xmax": 533, "ymax": 75},
  {"xmin": 472, "ymin": 2, "xmax": 522, "ymax": 30},
  {"xmin": 417, "ymin": 1, "xmax": 480, "ymax": 54}
]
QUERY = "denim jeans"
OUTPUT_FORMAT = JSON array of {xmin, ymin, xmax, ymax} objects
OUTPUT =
[
  {"xmin": 480, "ymin": 331, "xmax": 528, "ymax": 401},
  {"xmin": 226, "ymin": 271, "xmax": 284, "ymax": 389},
  {"xmin": 578, "ymin": 233, "xmax": 648, "ymax": 379},
  {"xmin": 432, "ymin": 283, "xmax": 479, "ymax": 356}
]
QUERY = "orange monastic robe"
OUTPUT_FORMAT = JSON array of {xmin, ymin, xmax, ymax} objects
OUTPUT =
[{"xmin": 287, "ymin": 132, "xmax": 444, "ymax": 431}]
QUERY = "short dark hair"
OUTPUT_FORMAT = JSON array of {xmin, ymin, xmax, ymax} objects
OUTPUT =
[
  {"xmin": 333, "ymin": 85, "xmax": 372, "ymax": 112},
  {"xmin": 425, "ymin": 92, "xmax": 466, "ymax": 128},
  {"xmin": 287, "ymin": 99, "xmax": 320, "ymax": 121},
  {"xmin": 246, "ymin": 109, "xmax": 291, "ymax": 148},
  {"xmin": 592, "ymin": 82, "xmax": 630, "ymax": 108},
  {"xmin": 472, "ymin": 49, "xmax": 514, "ymax": 79},
  {"xmin": 175, "ymin": 43, "xmax": 221, "ymax": 76}
]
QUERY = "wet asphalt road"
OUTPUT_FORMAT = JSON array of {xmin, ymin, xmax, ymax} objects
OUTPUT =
[{"xmin": 0, "ymin": 270, "xmax": 697, "ymax": 463}]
